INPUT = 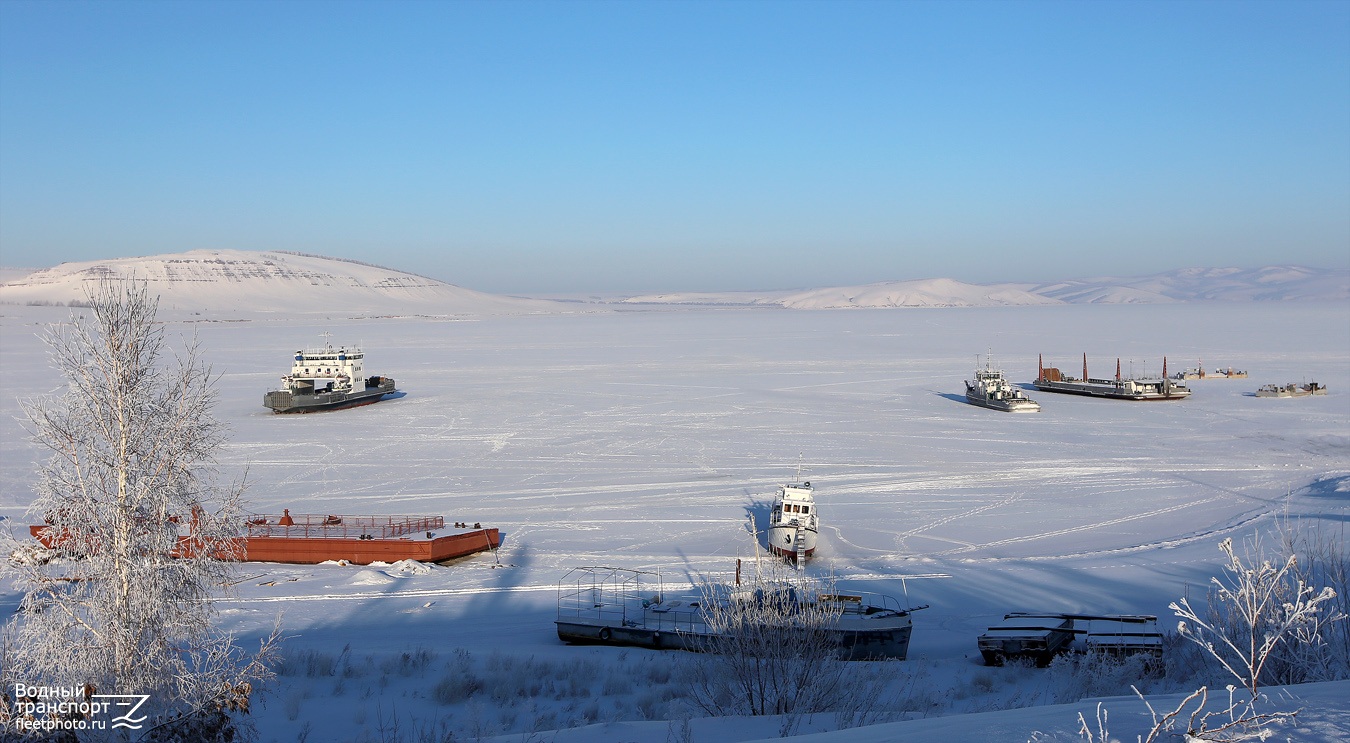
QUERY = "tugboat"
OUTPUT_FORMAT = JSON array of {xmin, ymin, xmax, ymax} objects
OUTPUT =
[
  {"xmin": 965, "ymin": 355, "xmax": 1041, "ymax": 412},
  {"xmin": 264, "ymin": 342, "xmax": 397, "ymax": 413},
  {"xmin": 767, "ymin": 480, "xmax": 818, "ymax": 563},
  {"xmin": 1034, "ymin": 354, "xmax": 1190, "ymax": 401}
]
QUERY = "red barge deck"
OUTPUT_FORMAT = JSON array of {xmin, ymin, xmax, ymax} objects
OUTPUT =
[
  {"xmin": 241, "ymin": 511, "xmax": 500, "ymax": 565},
  {"xmin": 31, "ymin": 511, "xmax": 500, "ymax": 566}
]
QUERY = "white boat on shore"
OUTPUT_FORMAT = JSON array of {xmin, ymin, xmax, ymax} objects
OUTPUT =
[{"xmin": 767, "ymin": 481, "xmax": 818, "ymax": 562}]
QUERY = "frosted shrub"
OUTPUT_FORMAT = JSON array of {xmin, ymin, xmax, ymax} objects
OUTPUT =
[
  {"xmin": 1175, "ymin": 537, "xmax": 1340, "ymax": 697},
  {"xmin": 381, "ymin": 647, "xmax": 437, "ymax": 677},
  {"xmin": 1045, "ymin": 651, "xmax": 1160, "ymax": 705},
  {"xmin": 1272, "ymin": 515, "xmax": 1350, "ymax": 682},
  {"xmin": 1078, "ymin": 533, "xmax": 1340, "ymax": 742},
  {"xmin": 685, "ymin": 568, "xmax": 897, "ymax": 736},
  {"xmin": 432, "ymin": 672, "xmax": 482, "ymax": 705},
  {"xmin": 601, "ymin": 671, "xmax": 629, "ymax": 696}
]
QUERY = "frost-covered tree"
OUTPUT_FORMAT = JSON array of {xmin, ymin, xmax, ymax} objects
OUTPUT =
[{"xmin": 3, "ymin": 281, "xmax": 277, "ymax": 739}]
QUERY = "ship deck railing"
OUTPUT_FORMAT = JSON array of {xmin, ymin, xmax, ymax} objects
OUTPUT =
[{"xmin": 245, "ymin": 514, "xmax": 445, "ymax": 539}]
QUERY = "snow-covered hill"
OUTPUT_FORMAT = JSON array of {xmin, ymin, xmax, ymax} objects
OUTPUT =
[
  {"xmin": 0, "ymin": 250, "xmax": 566, "ymax": 316},
  {"xmin": 620, "ymin": 265, "xmax": 1348, "ymax": 308},
  {"xmin": 777, "ymin": 278, "xmax": 1059, "ymax": 309},
  {"xmin": 618, "ymin": 279, "xmax": 1057, "ymax": 308},
  {"xmin": 4, "ymin": 254, "xmax": 1345, "ymax": 312},
  {"xmin": 1034, "ymin": 265, "xmax": 1350, "ymax": 304}
]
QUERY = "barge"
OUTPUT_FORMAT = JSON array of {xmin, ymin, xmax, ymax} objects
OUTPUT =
[
  {"xmin": 239, "ymin": 511, "xmax": 499, "ymax": 564},
  {"xmin": 555, "ymin": 566, "xmax": 923, "ymax": 660},
  {"xmin": 31, "ymin": 511, "xmax": 500, "ymax": 566},
  {"xmin": 1034, "ymin": 354, "xmax": 1190, "ymax": 400}
]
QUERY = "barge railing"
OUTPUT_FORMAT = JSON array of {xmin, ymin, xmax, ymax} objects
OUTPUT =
[{"xmin": 245, "ymin": 513, "xmax": 445, "ymax": 540}]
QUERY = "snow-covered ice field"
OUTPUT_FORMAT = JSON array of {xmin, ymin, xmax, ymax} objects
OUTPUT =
[{"xmin": 2, "ymin": 300, "xmax": 1347, "ymax": 741}]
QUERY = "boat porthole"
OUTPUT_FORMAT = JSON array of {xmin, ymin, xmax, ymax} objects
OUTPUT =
[{"xmin": 598, "ymin": 628, "xmax": 612, "ymax": 642}]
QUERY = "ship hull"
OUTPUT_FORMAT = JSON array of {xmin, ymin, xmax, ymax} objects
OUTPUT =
[
  {"xmin": 1256, "ymin": 384, "xmax": 1326, "ymax": 398},
  {"xmin": 556, "ymin": 613, "xmax": 912, "ymax": 660},
  {"xmin": 265, "ymin": 379, "xmax": 396, "ymax": 413},
  {"xmin": 1033, "ymin": 379, "xmax": 1190, "ymax": 401},
  {"xmin": 30, "ymin": 524, "xmax": 500, "ymax": 566},
  {"xmin": 964, "ymin": 389, "xmax": 1041, "ymax": 412},
  {"xmin": 239, "ymin": 528, "xmax": 499, "ymax": 565},
  {"xmin": 767, "ymin": 524, "xmax": 818, "ymax": 560}
]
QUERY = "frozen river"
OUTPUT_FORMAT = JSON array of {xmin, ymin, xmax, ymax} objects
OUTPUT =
[{"xmin": 1, "ymin": 300, "xmax": 1346, "ymax": 739}]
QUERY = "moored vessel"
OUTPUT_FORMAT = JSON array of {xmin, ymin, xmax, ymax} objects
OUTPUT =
[
  {"xmin": 767, "ymin": 481, "xmax": 818, "ymax": 562},
  {"xmin": 264, "ymin": 342, "xmax": 396, "ymax": 413},
  {"xmin": 1172, "ymin": 361, "xmax": 1248, "ymax": 380},
  {"xmin": 238, "ymin": 511, "xmax": 500, "ymax": 564},
  {"xmin": 29, "ymin": 510, "xmax": 501, "ymax": 566},
  {"xmin": 555, "ymin": 566, "xmax": 923, "ymax": 660},
  {"xmin": 1034, "ymin": 354, "xmax": 1190, "ymax": 400},
  {"xmin": 965, "ymin": 355, "xmax": 1041, "ymax": 412},
  {"xmin": 1256, "ymin": 382, "xmax": 1327, "ymax": 398}
]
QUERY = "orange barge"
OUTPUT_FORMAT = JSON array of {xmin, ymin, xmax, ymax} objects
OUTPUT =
[
  {"xmin": 241, "ymin": 511, "xmax": 500, "ymax": 565},
  {"xmin": 31, "ymin": 511, "xmax": 501, "ymax": 566}
]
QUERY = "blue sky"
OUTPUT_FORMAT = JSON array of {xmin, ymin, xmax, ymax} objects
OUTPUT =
[{"xmin": 1, "ymin": 1, "xmax": 1347, "ymax": 293}]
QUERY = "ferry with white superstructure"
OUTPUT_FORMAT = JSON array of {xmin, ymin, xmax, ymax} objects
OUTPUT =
[
  {"xmin": 263, "ymin": 342, "xmax": 396, "ymax": 413},
  {"xmin": 965, "ymin": 355, "xmax": 1041, "ymax": 412}
]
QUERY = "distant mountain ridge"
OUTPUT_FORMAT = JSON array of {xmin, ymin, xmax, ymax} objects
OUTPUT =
[
  {"xmin": 622, "ymin": 265, "xmax": 1349, "ymax": 308},
  {"xmin": 0, "ymin": 249, "xmax": 563, "ymax": 315},
  {"xmin": 1032, "ymin": 266, "xmax": 1348, "ymax": 304},
  {"xmin": 2, "ymin": 253, "xmax": 1344, "ymax": 312}
]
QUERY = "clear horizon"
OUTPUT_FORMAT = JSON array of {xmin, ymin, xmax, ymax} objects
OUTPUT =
[{"xmin": 1, "ymin": 1, "xmax": 1347, "ymax": 293}]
